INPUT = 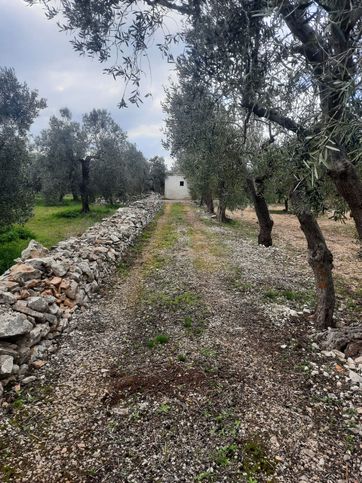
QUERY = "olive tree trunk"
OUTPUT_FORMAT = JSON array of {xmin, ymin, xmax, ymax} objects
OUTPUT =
[
  {"xmin": 291, "ymin": 190, "xmax": 336, "ymax": 329},
  {"xmin": 246, "ymin": 177, "xmax": 273, "ymax": 247},
  {"xmin": 204, "ymin": 191, "xmax": 215, "ymax": 214},
  {"xmin": 327, "ymin": 154, "xmax": 362, "ymax": 241},
  {"xmin": 216, "ymin": 181, "xmax": 228, "ymax": 222},
  {"xmin": 79, "ymin": 156, "xmax": 91, "ymax": 214}
]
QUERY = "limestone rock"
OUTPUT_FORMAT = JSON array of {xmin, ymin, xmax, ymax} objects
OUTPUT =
[
  {"xmin": 0, "ymin": 291, "xmax": 17, "ymax": 305},
  {"xmin": 27, "ymin": 323, "xmax": 50, "ymax": 346},
  {"xmin": 49, "ymin": 261, "xmax": 68, "ymax": 277},
  {"xmin": 13, "ymin": 301, "xmax": 46, "ymax": 322},
  {"xmin": 349, "ymin": 370, "xmax": 362, "ymax": 384},
  {"xmin": 21, "ymin": 240, "xmax": 49, "ymax": 260},
  {"xmin": 0, "ymin": 355, "xmax": 14, "ymax": 375},
  {"xmin": 27, "ymin": 297, "xmax": 49, "ymax": 313},
  {"xmin": 21, "ymin": 376, "xmax": 36, "ymax": 385},
  {"xmin": 0, "ymin": 342, "xmax": 18, "ymax": 357},
  {"xmin": 9, "ymin": 264, "xmax": 42, "ymax": 284},
  {"xmin": 0, "ymin": 313, "xmax": 33, "ymax": 338},
  {"xmin": 65, "ymin": 280, "xmax": 78, "ymax": 300}
]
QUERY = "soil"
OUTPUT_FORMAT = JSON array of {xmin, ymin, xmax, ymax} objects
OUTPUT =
[
  {"xmin": 235, "ymin": 206, "xmax": 361, "ymax": 289},
  {"xmin": 0, "ymin": 202, "xmax": 361, "ymax": 482}
]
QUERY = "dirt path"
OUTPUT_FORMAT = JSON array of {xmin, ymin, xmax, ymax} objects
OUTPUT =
[{"xmin": 1, "ymin": 202, "xmax": 361, "ymax": 482}]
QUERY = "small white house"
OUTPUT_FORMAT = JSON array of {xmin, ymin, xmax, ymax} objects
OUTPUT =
[{"xmin": 164, "ymin": 174, "xmax": 191, "ymax": 200}]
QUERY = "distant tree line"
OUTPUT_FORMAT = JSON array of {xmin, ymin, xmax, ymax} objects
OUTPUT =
[{"xmin": 0, "ymin": 67, "xmax": 166, "ymax": 226}]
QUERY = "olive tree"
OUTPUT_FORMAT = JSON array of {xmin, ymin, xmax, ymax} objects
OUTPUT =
[
  {"xmin": 36, "ymin": 108, "xmax": 85, "ymax": 203},
  {"xmin": 28, "ymin": 0, "xmax": 362, "ymax": 240},
  {"xmin": 0, "ymin": 67, "xmax": 46, "ymax": 230}
]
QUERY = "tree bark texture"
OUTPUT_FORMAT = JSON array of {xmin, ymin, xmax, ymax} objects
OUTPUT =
[
  {"xmin": 79, "ymin": 156, "xmax": 91, "ymax": 214},
  {"xmin": 327, "ymin": 155, "xmax": 362, "ymax": 241},
  {"xmin": 246, "ymin": 177, "xmax": 273, "ymax": 247},
  {"xmin": 291, "ymin": 191, "xmax": 336, "ymax": 329},
  {"xmin": 278, "ymin": 1, "xmax": 362, "ymax": 240},
  {"xmin": 204, "ymin": 191, "xmax": 215, "ymax": 214}
]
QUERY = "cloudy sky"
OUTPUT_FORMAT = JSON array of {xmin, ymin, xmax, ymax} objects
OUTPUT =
[{"xmin": 0, "ymin": 0, "xmax": 182, "ymax": 166}]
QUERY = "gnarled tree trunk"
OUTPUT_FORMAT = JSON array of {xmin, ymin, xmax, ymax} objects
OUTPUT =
[
  {"xmin": 204, "ymin": 191, "xmax": 214, "ymax": 214},
  {"xmin": 246, "ymin": 177, "xmax": 273, "ymax": 247},
  {"xmin": 291, "ymin": 190, "xmax": 335, "ymax": 329},
  {"xmin": 216, "ymin": 203, "xmax": 227, "ymax": 222},
  {"xmin": 327, "ymin": 155, "xmax": 362, "ymax": 241},
  {"xmin": 284, "ymin": 198, "xmax": 289, "ymax": 213},
  {"xmin": 216, "ymin": 181, "xmax": 228, "ymax": 222},
  {"xmin": 79, "ymin": 156, "xmax": 91, "ymax": 214}
]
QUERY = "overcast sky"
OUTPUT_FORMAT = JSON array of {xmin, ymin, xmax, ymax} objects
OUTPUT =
[{"xmin": 0, "ymin": 0, "xmax": 182, "ymax": 166}]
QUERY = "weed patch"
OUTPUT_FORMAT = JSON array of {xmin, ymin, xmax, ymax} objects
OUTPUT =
[
  {"xmin": 117, "ymin": 213, "xmax": 162, "ymax": 278},
  {"xmin": 242, "ymin": 439, "xmax": 276, "ymax": 477},
  {"xmin": 147, "ymin": 334, "xmax": 169, "ymax": 348},
  {"xmin": 264, "ymin": 288, "xmax": 314, "ymax": 305}
]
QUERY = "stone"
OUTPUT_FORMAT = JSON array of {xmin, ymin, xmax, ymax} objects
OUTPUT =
[
  {"xmin": 21, "ymin": 240, "xmax": 49, "ymax": 260},
  {"xmin": 25, "ymin": 257, "xmax": 50, "ymax": 271},
  {"xmin": 0, "ymin": 291, "xmax": 17, "ymax": 305},
  {"xmin": 27, "ymin": 323, "xmax": 50, "ymax": 346},
  {"xmin": 27, "ymin": 297, "xmax": 49, "ymax": 313},
  {"xmin": 349, "ymin": 370, "xmax": 362, "ymax": 384},
  {"xmin": 0, "ymin": 196, "xmax": 162, "ymax": 389},
  {"xmin": 0, "ymin": 312, "xmax": 33, "ymax": 338},
  {"xmin": 32, "ymin": 360, "xmax": 47, "ymax": 369},
  {"xmin": 9, "ymin": 264, "xmax": 42, "ymax": 284},
  {"xmin": 44, "ymin": 313, "xmax": 58, "ymax": 325},
  {"xmin": 49, "ymin": 261, "xmax": 67, "ymax": 277},
  {"xmin": 345, "ymin": 340, "xmax": 362, "ymax": 358},
  {"xmin": 48, "ymin": 277, "xmax": 62, "ymax": 287},
  {"xmin": 59, "ymin": 279, "xmax": 70, "ymax": 291},
  {"xmin": 65, "ymin": 280, "xmax": 78, "ymax": 300},
  {"xmin": 17, "ymin": 346, "xmax": 31, "ymax": 364},
  {"xmin": 78, "ymin": 261, "xmax": 94, "ymax": 280},
  {"xmin": 0, "ymin": 342, "xmax": 18, "ymax": 357},
  {"xmin": 21, "ymin": 376, "xmax": 36, "ymax": 385},
  {"xmin": 0, "ymin": 281, "xmax": 19, "ymax": 292},
  {"xmin": 331, "ymin": 349, "xmax": 345, "ymax": 360},
  {"xmin": 63, "ymin": 298, "xmax": 76, "ymax": 309},
  {"xmin": 355, "ymin": 355, "xmax": 362, "ymax": 365},
  {"xmin": 24, "ymin": 279, "xmax": 42, "ymax": 290},
  {"xmin": 48, "ymin": 303, "xmax": 60, "ymax": 315},
  {"xmin": 0, "ymin": 382, "xmax": 3, "ymax": 397},
  {"xmin": 19, "ymin": 364, "xmax": 28, "ymax": 376},
  {"xmin": 0, "ymin": 355, "xmax": 14, "ymax": 375},
  {"xmin": 13, "ymin": 301, "xmax": 45, "ymax": 321},
  {"xmin": 30, "ymin": 344, "xmax": 46, "ymax": 361},
  {"xmin": 18, "ymin": 289, "xmax": 31, "ymax": 300}
]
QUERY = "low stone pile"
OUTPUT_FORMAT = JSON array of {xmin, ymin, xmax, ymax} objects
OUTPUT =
[{"xmin": 0, "ymin": 195, "xmax": 163, "ymax": 394}]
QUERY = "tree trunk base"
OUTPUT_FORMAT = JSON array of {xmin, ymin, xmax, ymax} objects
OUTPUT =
[{"xmin": 315, "ymin": 325, "xmax": 362, "ymax": 357}]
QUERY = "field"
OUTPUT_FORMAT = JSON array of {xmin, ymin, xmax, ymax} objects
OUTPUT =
[
  {"xmin": 2, "ymin": 202, "xmax": 360, "ymax": 481},
  {"xmin": 0, "ymin": 197, "xmax": 117, "ymax": 274}
]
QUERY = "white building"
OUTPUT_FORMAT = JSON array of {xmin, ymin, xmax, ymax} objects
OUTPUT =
[{"xmin": 164, "ymin": 174, "xmax": 191, "ymax": 200}]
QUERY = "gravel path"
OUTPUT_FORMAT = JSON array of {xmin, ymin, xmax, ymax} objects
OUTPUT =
[{"xmin": 1, "ymin": 202, "xmax": 361, "ymax": 482}]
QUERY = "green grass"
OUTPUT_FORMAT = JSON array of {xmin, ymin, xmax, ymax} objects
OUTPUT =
[
  {"xmin": 147, "ymin": 334, "xmax": 170, "ymax": 348},
  {"xmin": 264, "ymin": 288, "xmax": 314, "ymax": 305},
  {"xmin": 183, "ymin": 316, "xmax": 193, "ymax": 328},
  {"xmin": 117, "ymin": 212, "xmax": 163, "ymax": 278},
  {"xmin": 0, "ymin": 227, "xmax": 35, "ymax": 274},
  {"xmin": 0, "ymin": 197, "xmax": 117, "ymax": 274}
]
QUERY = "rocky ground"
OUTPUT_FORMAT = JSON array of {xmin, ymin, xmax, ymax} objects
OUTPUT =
[{"xmin": 0, "ymin": 202, "xmax": 361, "ymax": 482}]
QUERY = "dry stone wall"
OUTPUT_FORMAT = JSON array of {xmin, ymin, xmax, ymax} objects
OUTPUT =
[{"xmin": 0, "ymin": 195, "xmax": 163, "ymax": 394}]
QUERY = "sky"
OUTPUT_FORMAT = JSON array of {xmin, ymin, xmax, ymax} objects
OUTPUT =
[{"xmin": 0, "ymin": 0, "xmax": 182, "ymax": 166}]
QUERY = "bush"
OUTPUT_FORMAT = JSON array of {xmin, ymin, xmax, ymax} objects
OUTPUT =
[
  {"xmin": 0, "ymin": 226, "xmax": 34, "ymax": 243},
  {"xmin": 0, "ymin": 226, "xmax": 34, "ymax": 273}
]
